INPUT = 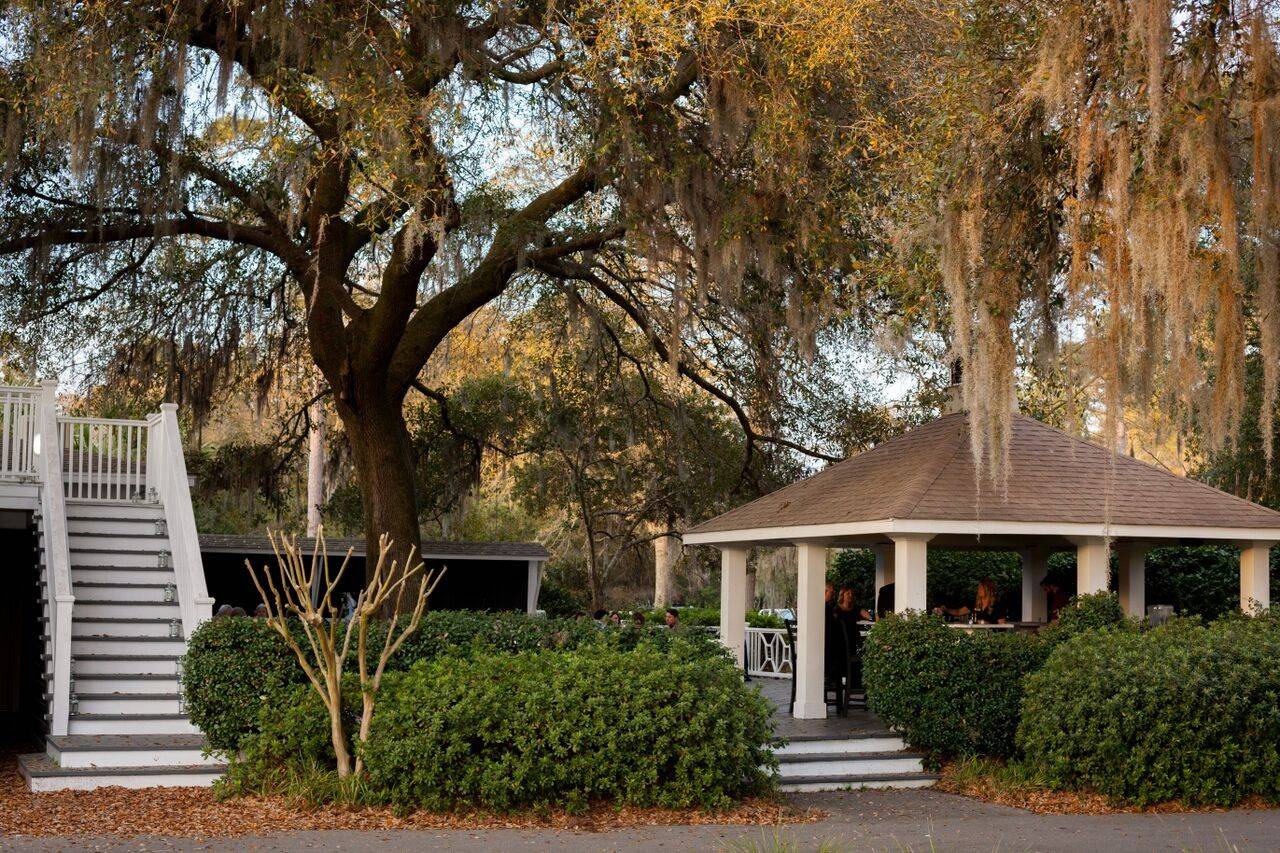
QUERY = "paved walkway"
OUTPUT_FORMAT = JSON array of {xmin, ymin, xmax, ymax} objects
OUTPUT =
[
  {"xmin": 753, "ymin": 675, "xmax": 889, "ymax": 740},
  {"xmin": 8, "ymin": 789, "xmax": 1280, "ymax": 851}
]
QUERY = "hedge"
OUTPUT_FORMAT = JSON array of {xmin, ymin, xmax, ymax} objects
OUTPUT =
[
  {"xmin": 1018, "ymin": 615, "xmax": 1280, "ymax": 806},
  {"xmin": 183, "ymin": 610, "xmax": 729, "ymax": 751},
  {"xmin": 862, "ymin": 593, "xmax": 1127, "ymax": 759},
  {"xmin": 362, "ymin": 641, "xmax": 774, "ymax": 810},
  {"xmin": 225, "ymin": 639, "xmax": 774, "ymax": 811}
]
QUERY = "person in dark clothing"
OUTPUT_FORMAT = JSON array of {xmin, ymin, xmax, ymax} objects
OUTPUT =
[{"xmin": 875, "ymin": 582, "xmax": 895, "ymax": 618}]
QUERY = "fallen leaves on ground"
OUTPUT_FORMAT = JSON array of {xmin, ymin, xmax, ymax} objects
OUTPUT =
[
  {"xmin": 937, "ymin": 762, "xmax": 1276, "ymax": 815},
  {"xmin": 0, "ymin": 750, "xmax": 819, "ymax": 838}
]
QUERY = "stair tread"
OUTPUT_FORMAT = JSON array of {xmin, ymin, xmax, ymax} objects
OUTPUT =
[
  {"xmin": 19, "ymin": 753, "xmax": 222, "ymax": 777},
  {"xmin": 71, "ymin": 713, "xmax": 190, "ymax": 720},
  {"xmin": 48, "ymin": 734, "xmax": 207, "ymax": 751},
  {"xmin": 74, "ymin": 653, "xmax": 182, "ymax": 660},
  {"xmin": 68, "ymin": 533, "xmax": 167, "ymax": 538},
  {"xmin": 773, "ymin": 731, "xmax": 898, "ymax": 744},
  {"xmin": 74, "ymin": 599, "xmax": 178, "ymax": 606},
  {"xmin": 69, "ymin": 672, "xmax": 177, "ymax": 680},
  {"xmin": 779, "ymin": 771, "xmax": 939, "ymax": 785},
  {"xmin": 73, "ymin": 635, "xmax": 183, "ymax": 640},
  {"xmin": 75, "ymin": 692, "xmax": 181, "ymax": 699},
  {"xmin": 776, "ymin": 750, "xmax": 924, "ymax": 763},
  {"xmin": 74, "ymin": 581, "xmax": 171, "ymax": 588},
  {"xmin": 73, "ymin": 616, "xmax": 180, "ymax": 623}
]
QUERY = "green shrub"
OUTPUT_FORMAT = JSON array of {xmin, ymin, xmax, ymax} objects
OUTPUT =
[
  {"xmin": 863, "ymin": 613, "xmax": 1049, "ymax": 759},
  {"xmin": 185, "ymin": 611, "xmax": 732, "ymax": 751},
  {"xmin": 361, "ymin": 639, "xmax": 774, "ymax": 811},
  {"xmin": 1018, "ymin": 617, "xmax": 1280, "ymax": 806},
  {"xmin": 1038, "ymin": 591, "xmax": 1131, "ymax": 644},
  {"xmin": 182, "ymin": 616, "xmax": 305, "ymax": 752}
]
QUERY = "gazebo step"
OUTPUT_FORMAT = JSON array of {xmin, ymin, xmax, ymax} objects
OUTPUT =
[{"xmin": 777, "ymin": 771, "xmax": 938, "ymax": 792}]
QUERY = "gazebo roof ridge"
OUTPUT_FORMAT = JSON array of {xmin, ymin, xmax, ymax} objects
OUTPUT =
[{"xmin": 688, "ymin": 409, "xmax": 1280, "ymax": 537}]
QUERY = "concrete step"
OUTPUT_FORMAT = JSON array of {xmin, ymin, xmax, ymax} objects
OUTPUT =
[
  {"xmin": 777, "ymin": 771, "xmax": 939, "ymax": 793},
  {"xmin": 69, "ymin": 549, "xmax": 170, "ymax": 567},
  {"xmin": 71, "ymin": 635, "xmax": 187, "ymax": 657},
  {"xmin": 72, "ymin": 566, "xmax": 176, "ymax": 585},
  {"xmin": 76, "ymin": 692, "xmax": 183, "ymax": 715},
  {"xmin": 67, "ymin": 713, "xmax": 198, "ymax": 736},
  {"xmin": 774, "ymin": 733, "xmax": 908, "ymax": 756},
  {"xmin": 63, "ymin": 672, "xmax": 181, "ymax": 694},
  {"xmin": 66, "ymin": 516, "xmax": 165, "ymax": 536},
  {"xmin": 63, "ymin": 501, "xmax": 164, "ymax": 519},
  {"xmin": 74, "ymin": 617, "xmax": 182, "ymax": 638},
  {"xmin": 46, "ymin": 733, "xmax": 219, "ymax": 769},
  {"xmin": 776, "ymin": 750, "xmax": 926, "ymax": 779},
  {"xmin": 19, "ymin": 752, "xmax": 222, "ymax": 790},
  {"xmin": 68, "ymin": 532, "xmax": 169, "ymax": 551},
  {"xmin": 73, "ymin": 654, "xmax": 181, "ymax": 676},
  {"xmin": 75, "ymin": 599, "xmax": 180, "ymax": 619},
  {"xmin": 73, "ymin": 581, "xmax": 173, "ymax": 602}
]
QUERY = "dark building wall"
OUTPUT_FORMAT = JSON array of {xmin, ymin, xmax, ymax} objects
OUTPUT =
[{"xmin": 203, "ymin": 550, "xmax": 530, "ymax": 613}]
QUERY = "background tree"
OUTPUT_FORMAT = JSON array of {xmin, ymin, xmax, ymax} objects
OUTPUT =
[{"xmin": 0, "ymin": 0, "xmax": 945, "ymax": 574}]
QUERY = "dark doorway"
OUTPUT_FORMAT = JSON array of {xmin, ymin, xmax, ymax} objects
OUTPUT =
[{"xmin": 0, "ymin": 513, "xmax": 43, "ymax": 746}]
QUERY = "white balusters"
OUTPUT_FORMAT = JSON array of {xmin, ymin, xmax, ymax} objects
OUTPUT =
[
  {"xmin": 0, "ymin": 386, "xmax": 38, "ymax": 480},
  {"xmin": 58, "ymin": 416, "xmax": 150, "ymax": 501}
]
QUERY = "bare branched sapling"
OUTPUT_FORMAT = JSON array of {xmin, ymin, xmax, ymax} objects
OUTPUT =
[{"xmin": 246, "ymin": 527, "xmax": 445, "ymax": 778}]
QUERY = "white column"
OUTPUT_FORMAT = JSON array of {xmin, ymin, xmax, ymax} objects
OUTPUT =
[
  {"xmin": 1020, "ymin": 547, "xmax": 1048, "ymax": 622},
  {"xmin": 526, "ymin": 559, "xmax": 543, "ymax": 614},
  {"xmin": 719, "ymin": 547, "xmax": 750, "ymax": 668},
  {"xmin": 892, "ymin": 534, "xmax": 932, "ymax": 613},
  {"xmin": 1074, "ymin": 537, "xmax": 1110, "ymax": 595},
  {"xmin": 1116, "ymin": 543, "xmax": 1148, "ymax": 618},
  {"xmin": 874, "ymin": 544, "xmax": 895, "ymax": 610},
  {"xmin": 1239, "ymin": 541, "xmax": 1273, "ymax": 614},
  {"xmin": 794, "ymin": 542, "xmax": 828, "ymax": 719}
]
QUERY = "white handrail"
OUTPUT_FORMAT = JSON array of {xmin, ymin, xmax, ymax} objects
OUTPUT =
[
  {"xmin": 746, "ymin": 627, "xmax": 793, "ymax": 678},
  {"xmin": 34, "ymin": 379, "xmax": 73, "ymax": 736},
  {"xmin": 149, "ymin": 404, "xmax": 212, "ymax": 636}
]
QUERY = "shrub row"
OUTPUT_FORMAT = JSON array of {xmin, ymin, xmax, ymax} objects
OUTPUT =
[
  {"xmin": 862, "ymin": 593, "xmax": 1126, "ymax": 759},
  {"xmin": 1019, "ymin": 615, "xmax": 1280, "ymax": 806},
  {"xmin": 183, "ymin": 610, "xmax": 729, "ymax": 751},
  {"xmin": 224, "ymin": 639, "xmax": 775, "ymax": 811}
]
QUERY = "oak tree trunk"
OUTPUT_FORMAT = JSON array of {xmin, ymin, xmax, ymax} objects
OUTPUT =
[
  {"xmin": 653, "ymin": 528, "xmax": 679, "ymax": 607},
  {"xmin": 306, "ymin": 395, "xmax": 327, "ymax": 537},
  {"xmin": 333, "ymin": 390, "xmax": 422, "ymax": 588}
]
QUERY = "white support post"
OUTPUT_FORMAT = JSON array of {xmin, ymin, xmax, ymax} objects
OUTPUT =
[
  {"xmin": 1117, "ymin": 542, "xmax": 1148, "ymax": 618},
  {"xmin": 1073, "ymin": 537, "xmax": 1110, "ymax": 596},
  {"xmin": 892, "ymin": 534, "xmax": 932, "ymax": 613},
  {"xmin": 526, "ymin": 559, "xmax": 543, "ymax": 614},
  {"xmin": 719, "ymin": 547, "xmax": 750, "ymax": 670},
  {"xmin": 1020, "ymin": 547, "xmax": 1049, "ymax": 622},
  {"xmin": 793, "ymin": 542, "xmax": 828, "ymax": 719},
  {"xmin": 1239, "ymin": 541, "xmax": 1273, "ymax": 614},
  {"xmin": 874, "ymin": 544, "xmax": 895, "ymax": 612}
]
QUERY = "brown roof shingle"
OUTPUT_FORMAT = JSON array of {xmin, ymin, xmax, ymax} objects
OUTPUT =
[{"xmin": 690, "ymin": 412, "xmax": 1280, "ymax": 533}]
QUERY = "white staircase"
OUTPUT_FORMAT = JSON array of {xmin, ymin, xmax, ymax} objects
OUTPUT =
[
  {"xmin": 774, "ymin": 731, "xmax": 936, "ymax": 792},
  {"xmin": 8, "ymin": 383, "xmax": 222, "ymax": 791}
]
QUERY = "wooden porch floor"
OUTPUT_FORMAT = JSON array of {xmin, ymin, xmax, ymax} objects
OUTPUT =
[{"xmin": 752, "ymin": 676, "xmax": 892, "ymax": 740}]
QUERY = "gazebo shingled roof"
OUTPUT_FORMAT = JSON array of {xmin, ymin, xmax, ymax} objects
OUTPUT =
[
  {"xmin": 688, "ymin": 409, "xmax": 1280, "ymax": 721},
  {"xmin": 690, "ymin": 411, "xmax": 1280, "ymax": 535}
]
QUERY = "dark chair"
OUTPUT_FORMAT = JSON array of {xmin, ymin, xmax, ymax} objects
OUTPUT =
[{"xmin": 783, "ymin": 617, "xmax": 855, "ymax": 716}]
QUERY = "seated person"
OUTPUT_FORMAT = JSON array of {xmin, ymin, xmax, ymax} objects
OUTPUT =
[
  {"xmin": 875, "ymin": 582, "xmax": 895, "ymax": 618},
  {"xmin": 1041, "ymin": 577, "xmax": 1070, "ymax": 621},
  {"xmin": 934, "ymin": 578, "xmax": 1009, "ymax": 623}
]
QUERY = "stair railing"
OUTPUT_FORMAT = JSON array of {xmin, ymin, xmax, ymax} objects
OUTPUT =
[
  {"xmin": 148, "ymin": 404, "xmax": 213, "ymax": 636},
  {"xmin": 0, "ymin": 384, "xmax": 38, "ymax": 481},
  {"xmin": 34, "ymin": 379, "xmax": 73, "ymax": 736}
]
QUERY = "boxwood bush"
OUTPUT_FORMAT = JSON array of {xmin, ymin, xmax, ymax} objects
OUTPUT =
[
  {"xmin": 182, "ymin": 615, "xmax": 305, "ymax": 751},
  {"xmin": 862, "ymin": 593, "xmax": 1128, "ymax": 759},
  {"xmin": 862, "ymin": 614, "xmax": 1049, "ymax": 759},
  {"xmin": 184, "ymin": 610, "xmax": 730, "ymax": 751},
  {"xmin": 361, "ymin": 641, "xmax": 775, "ymax": 810},
  {"xmin": 1018, "ymin": 616, "xmax": 1280, "ymax": 806}
]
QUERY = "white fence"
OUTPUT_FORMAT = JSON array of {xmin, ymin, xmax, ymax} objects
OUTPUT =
[
  {"xmin": 60, "ymin": 416, "xmax": 150, "ymax": 501},
  {"xmin": 0, "ymin": 386, "xmax": 38, "ymax": 480},
  {"xmin": 746, "ymin": 627, "xmax": 792, "ymax": 678}
]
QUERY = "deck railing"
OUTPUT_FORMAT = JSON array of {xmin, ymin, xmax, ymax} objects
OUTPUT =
[
  {"xmin": 59, "ymin": 416, "xmax": 150, "ymax": 501},
  {"xmin": 0, "ymin": 385, "xmax": 38, "ymax": 480},
  {"xmin": 746, "ymin": 627, "xmax": 793, "ymax": 678},
  {"xmin": 149, "ymin": 404, "xmax": 214, "ymax": 636}
]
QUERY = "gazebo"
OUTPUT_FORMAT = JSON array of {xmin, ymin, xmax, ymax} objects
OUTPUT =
[{"xmin": 685, "ymin": 408, "xmax": 1280, "ymax": 719}]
